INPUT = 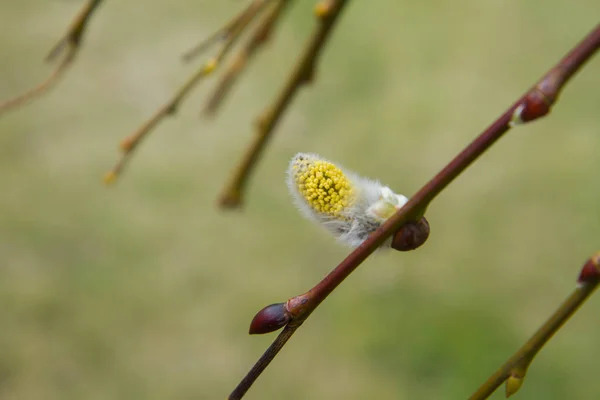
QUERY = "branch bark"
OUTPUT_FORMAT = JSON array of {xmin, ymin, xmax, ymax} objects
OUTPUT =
[{"xmin": 229, "ymin": 23, "xmax": 600, "ymax": 400}]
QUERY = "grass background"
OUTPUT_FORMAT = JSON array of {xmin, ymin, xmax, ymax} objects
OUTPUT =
[{"xmin": 1, "ymin": 1, "xmax": 599, "ymax": 399}]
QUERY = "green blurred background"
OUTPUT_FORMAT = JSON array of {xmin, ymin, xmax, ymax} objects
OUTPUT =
[{"xmin": 1, "ymin": 1, "xmax": 599, "ymax": 399}]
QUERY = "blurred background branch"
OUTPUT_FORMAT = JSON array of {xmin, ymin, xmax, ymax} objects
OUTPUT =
[
  {"xmin": 203, "ymin": 0, "xmax": 292, "ymax": 116},
  {"xmin": 218, "ymin": 0, "xmax": 349, "ymax": 207},
  {"xmin": 106, "ymin": 0, "xmax": 286, "ymax": 183},
  {"xmin": 1, "ymin": 2, "xmax": 599, "ymax": 400},
  {"xmin": 0, "ymin": 0, "xmax": 104, "ymax": 114}
]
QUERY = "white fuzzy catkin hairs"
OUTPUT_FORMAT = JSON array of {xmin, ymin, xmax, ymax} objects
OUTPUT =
[{"xmin": 287, "ymin": 153, "xmax": 408, "ymax": 248}]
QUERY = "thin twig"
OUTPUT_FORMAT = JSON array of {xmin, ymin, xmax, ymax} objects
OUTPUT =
[
  {"xmin": 204, "ymin": 0, "xmax": 293, "ymax": 115},
  {"xmin": 469, "ymin": 253, "xmax": 600, "ymax": 399},
  {"xmin": 0, "ymin": 0, "xmax": 104, "ymax": 115},
  {"xmin": 217, "ymin": 0, "xmax": 349, "ymax": 208},
  {"xmin": 104, "ymin": 0, "xmax": 272, "ymax": 184},
  {"xmin": 229, "ymin": 325, "xmax": 298, "ymax": 400},
  {"xmin": 229, "ymin": 23, "xmax": 600, "ymax": 399},
  {"xmin": 181, "ymin": 0, "xmax": 270, "ymax": 63}
]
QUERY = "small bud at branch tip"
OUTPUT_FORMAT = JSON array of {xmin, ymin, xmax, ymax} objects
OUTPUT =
[
  {"xmin": 103, "ymin": 171, "xmax": 116, "ymax": 186},
  {"xmin": 577, "ymin": 252, "xmax": 600, "ymax": 285},
  {"xmin": 120, "ymin": 137, "xmax": 134, "ymax": 152},
  {"xmin": 249, "ymin": 303, "xmax": 290, "ymax": 335},
  {"xmin": 314, "ymin": 1, "xmax": 333, "ymax": 18}
]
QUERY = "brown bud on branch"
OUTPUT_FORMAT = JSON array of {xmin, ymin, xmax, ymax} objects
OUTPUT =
[
  {"xmin": 391, "ymin": 217, "xmax": 430, "ymax": 252},
  {"xmin": 230, "ymin": 24, "xmax": 600, "ymax": 400}
]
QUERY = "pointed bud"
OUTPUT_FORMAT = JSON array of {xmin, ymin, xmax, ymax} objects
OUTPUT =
[
  {"xmin": 103, "ymin": 171, "xmax": 117, "ymax": 185},
  {"xmin": 314, "ymin": 1, "xmax": 333, "ymax": 18},
  {"xmin": 249, "ymin": 303, "xmax": 290, "ymax": 335},
  {"xmin": 505, "ymin": 375, "xmax": 524, "ymax": 397},
  {"xmin": 509, "ymin": 68, "xmax": 563, "ymax": 127},
  {"xmin": 202, "ymin": 58, "xmax": 217, "ymax": 75},
  {"xmin": 391, "ymin": 217, "xmax": 430, "ymax": 251},
  {"xmin": 509, "ymin": 91, "xmax": 551, "ymax": 126},
  {"xmin": 577, "ymin": 252, "xmax": 600, "ymax": 285},
  {"xmin": 119, "ymin": 136, "xmax": 136, "ymax": 152}
]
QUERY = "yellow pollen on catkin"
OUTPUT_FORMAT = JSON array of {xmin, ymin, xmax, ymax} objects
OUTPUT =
[{"xmin": 293, "ymin": 158, "xmax": 354, "ymax": 216}]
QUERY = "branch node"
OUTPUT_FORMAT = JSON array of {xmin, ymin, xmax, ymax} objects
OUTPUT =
[
  {"xmin": 249, "ymin": 303, "xmax": 290, "ymax": 334},
  {"xmin": 285, "ymin": 293, "xmax": 311, "ymax": 318},
  {"xmin": 0, "ymin": 0, "xmax": 103, "ymax": 114},
  {"xmin": 119, "ymin": 137, "xmax": 135, "ymax": 152},
  {"xmin": 217, "ymin": 0, "xmax": 349, "ymax": 208},
  {"xmin": 391, "ymin": 217, "xmax": 430, "ymax": 251},
  {"xmin": 204, "ymin": 0, "xmax": 290, "ymax": 116},
  {"xmin": 314, "ymin": 1, "xmax": 335, "ymax": 19},
  {"xmin": 504, "ymin": 374, "xmax": 525, "ymax": 398},
  {"xmin": 165, "ymin": 103, "xmax": 178, "ymax": 115},
  {"xmin": 203, "ymin": 58, "xmax": 218, "ymax": 75},
  {"xmin": 235, "ymin": 24, "xmax": 600, "ymax": 399},
  {"xmin": 577, "ymin": 252, "xmax": 600, "ymax": 285},
  {"xmin": 509, "ymin": 89, "xmax": 551, "ymax": 126}
]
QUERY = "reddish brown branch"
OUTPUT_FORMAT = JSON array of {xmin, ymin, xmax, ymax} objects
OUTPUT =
[
  {"xmin": 0, "ymin": 0, "xmax": 104, "ymax": 115},
  {"xmin": 218, "ymin": 0, "xmax": 350, "ymax": 208},
  {"xmin": 229, "ymin": 23, "xmax": 600, "ymax": 399}
]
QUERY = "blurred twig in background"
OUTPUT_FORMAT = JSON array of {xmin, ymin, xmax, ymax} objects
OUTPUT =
[
  {"xmin": 0, "ymin": 0, "xmax": 347, "ymax": 203},
  {"xmin": 105, "ymin": 0, "xmax": 280, "ymax": 183},
  {"xmin": 1, "ymin": 2, "xmax": 599, "ymax": 399},
  {"xmin": 0, "ymin": 0, "xmax": 104, "ymax": 115},
  {"xmin": 229, "ymin": 23, "xmax": 600, "ymax": 400},
  {"xmin": 217, "ymin": 0, "xmax": 348, "ymax": 208},
  {"xmin": 202, "ymin": 0, "xmax": 292, "ymax": 115},
  {"xmin": 106, "ymin": 0, "xmax": 343, "ymax": 198}
]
